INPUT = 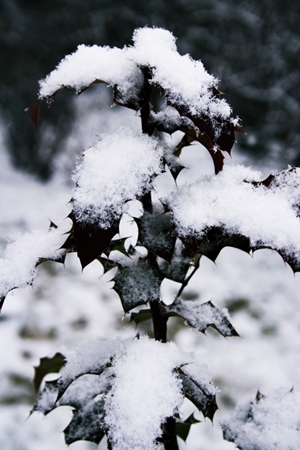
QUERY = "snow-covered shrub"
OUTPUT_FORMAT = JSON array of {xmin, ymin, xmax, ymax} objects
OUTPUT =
[{"xmin": 1, "ymin": 27, "xmax": 300, "ymax": 449}]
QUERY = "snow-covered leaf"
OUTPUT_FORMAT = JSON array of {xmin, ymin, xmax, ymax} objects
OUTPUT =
[
  {"xmin": 33, "ymin": 340, "xmax": 123, "ymax": 414},
  {"xmin": 136, "ymin": 210, "xmax": 175, "ymax": 262},
  {"xmin": 169, "ymin": 165, "xmax": 300, "ymax": 272},
  {"xmin": 166, "ymin": 299, "xmax": 239, "ymax": 337},
  {"xmin": 221, "ymin": 387, "xmax": 300, "ymax": 450},
  {"xmin": 0, "ymin": 225, "xmax": 67, "ymax": 310},
  {"xmin": 113, "ymin": 254, "xmax": 164, "ymax": 312},
  {"xmin": 60, "ymin": 375, "xmax": 110, "ymax": 446}
]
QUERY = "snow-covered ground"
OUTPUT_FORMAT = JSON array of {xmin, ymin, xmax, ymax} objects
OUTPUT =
[{"xmin": 1, "ymin": 88, "xmax": 300, "ymax": 449}]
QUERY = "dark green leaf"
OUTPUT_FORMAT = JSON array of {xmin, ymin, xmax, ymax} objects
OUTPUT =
[
  {"xmin": 158, "ymin": 241, "xmax": 193, "ymax": 283},
  {"xmin": 178, "ymin": 371, "xmax": 218, "ymax": 421},
  {"xmin": 130, "ymin": 309, "xmax": 152, "ymax": 325},
  {"xmin": 33, "ymin": 344, "xmax": 116, "ymax": 415},
  {"xmin": 60, "ymin": 374, "xmax": 110, "ymax": 445},
  {"xmin": 33, "ymin": 352, "xmax": 66, "ymax": 392},
  {"xmin": 136, "ymin": 211, "xmax": 176, "ymax": 262},
  {"xmin": 64, "ymin": 397, "xmax": 106, "ymax": 445},
  {"xmin": 113, "ymin": 255, "xmax": 164, "ymax": 312},
  {"xmin": 67, "ymin": 211, "xmax": 119, "ymax": 269},
  {"xmin": 166, "ymin": 300, "xmax": 239, "ymax": 337},
  {"xmin": 176, "ymin": 413, "xmax": 200, "ymax": 442}
]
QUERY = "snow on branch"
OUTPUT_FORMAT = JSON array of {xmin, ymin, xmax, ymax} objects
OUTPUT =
[
  {"xmin": 0, "ymin": 224, "xmax": 67, "ymax": 307},
  {"xmin": 167, "ymin": 165, "xmax": 300, "ymax": 270},
  {"xmin": 38, "ymin": 27, "xmax": 233, "ymax": 129}
]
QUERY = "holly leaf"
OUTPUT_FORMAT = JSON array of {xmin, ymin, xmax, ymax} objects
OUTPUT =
[
  {"xmin": 176, "ymin": 413, "xmax": 200, "ymax": 442},
  {"xmin": 158, "ymin": 240, "xmax": 193, "ymax": 283},
  {"xmin": 33, "ymin": 352, "xmax": 66, "ymax": 393},
  {"xmin": 177, "ymin": 369, "xmax": 218, "ymax": 421},
  {"xmin": 27, "ymin": 99, "xmax": 41, "ymax": 129},
  {"xmin": 59, "ymin": 374, "xmax": 110, "ymax": 445},
  {"xmin": 113, "ymin": 255, "xmax": 164, "ymax": 312},
  {"xmin": 182, "ymin": 227, "xmax": 252, "ymax": 263},
  {"xmin": 136, "ymin": 211, "xmax": 176, "ymax": 262},
  {"xmin": 63, "ymin": 396, "xmax": 106, "ymax": 445},
  {"xmin": 130, "ymin": 309, "xmax": 152, "ymax": 325},
  {"xmin": 166, "ymin": 299, "xmax": 239, "ymax": 337},
  {"xmin": 33, "ymin": 342, "xmax": 119, "ymax": 415},
  {"xmin": 64, "ymin": 212, "xmax": 119, "ymax": 269}
]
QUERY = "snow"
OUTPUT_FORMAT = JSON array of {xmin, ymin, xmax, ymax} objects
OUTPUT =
[
  {"xmin": 38, "ymin": 27, "xmax": 233, "ymax": 137},
  {"xmin": 72, "ymin": 127, "xmax": 162, "ymax": 228},
  {"xmin": 168, "ymin": 165, "xmax": 300, "ymax": 260},
  {"xmin": 221, "ymin": 387, "xmax": 300, "ymax": 449},
  {"xmin": 0, "ymin": 224, "xmax": 67, "ymax": 301},
  {"xmin": 39, "ymin": 44, "xmax": 144, "ymax": 104},
  {"xmin": 104, "ymin": 337, "xmax": 190, "ymax": 450}
]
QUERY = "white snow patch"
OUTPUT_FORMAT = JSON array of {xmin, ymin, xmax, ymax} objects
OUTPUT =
[
  {"xmin": 104, "ymin": 337, "xmax": 193, "ymax": 450},
  {"xmin": 168, "ymin": 165, "xmax": 300, "ymax": 258},
  {"xmin": 72, "ymin": 127, "xmax": 162, "ymax": 228},
  {"xmin": 38, "ymin": 27, "xmax": 232, "ymax": 128},
  {"xmin": 0, "ymin": 224, "xmax": 67, "ymax": 299},
  {"xmin": 221, "ymin": 387, "xmax": 300, "ymax": 450}
]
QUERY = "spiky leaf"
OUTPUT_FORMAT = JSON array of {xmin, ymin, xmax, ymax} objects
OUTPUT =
[
  {"xmin": 33, "ymin": 352, "xmax": 66, "ymax": 393},
  {"xmin": 176, "ymin": 413, "xmax": 200, "ymax": 442},
  {"xmin": 166, "ymin": 299, "xmax": 239, "ymax": 337},
  {"xmin": 113, "ymin": 255, "xmax": 164, "ymax": 312},
  {"xmin": 64, "ymin": 212, "xmax": 119, "ymax": 269},
  {"xmin": 178, "ymin": 369, "xmax": 218, "ymax": 421}
]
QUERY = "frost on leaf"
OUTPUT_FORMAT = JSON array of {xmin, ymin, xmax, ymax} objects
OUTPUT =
[
  {"xmin": 33, "ymin": 340, "xmax": 123, "ymax": 414},
  {"xmin": 169, "ymin": 165, "xmax": 300, "ymax": 272},
  {"xmin": 0, "ymin": 224, "xmax": 67, "ymax": 310},
  {"xmin": 112, "ymin": 251, "xmax": 164, "ymax": 312},
  {"xmin": 221, "ymin": 388, "xmax": 300, "ymax": 450},
  {"xmin": 166, "ymin": 299, "xmax": 238, "ymax": 337},
  {"xmin": 136, "ymin": 208, "xmax": 176, "ymax": 262},
  {"xmin": 60, "ymin": 375, "xmax": 110, "ymax": 445},
  {"xmin": 158, "ymin": 239, "xmax": 193, "ymax": 283}
]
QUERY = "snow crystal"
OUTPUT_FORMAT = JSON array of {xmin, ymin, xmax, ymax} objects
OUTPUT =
[
  {"xmin": 38, "ymin": 27, "xmax": 232, "ymax": 130},
  {"xmin": 39, "ymin": 45, "xmax": 143, "ymax": 103},
  {"xmin": 221, "ymin": 387, "xmax": 300, "ymax": 450},
  {"xmin": 60, "ymin": 338, "xmax": 125, "ymax": 384},
  {"xmin": 104, "ymin": 337, "xmax": 184, "ymax": 450},
  {"xmin": 128, "ymin": 28, "xmax": 231, "ymax": 119},
  {"xmin": 0, "ymin": 225, "xmax": 66, "ymax": 300},
  {"xmin": 71, "ymin": 127, "xmax": 162, "ymax": 228},
  {"xmin": 168, "ymin": 165, "xmax": 300, "ymax": 259}
]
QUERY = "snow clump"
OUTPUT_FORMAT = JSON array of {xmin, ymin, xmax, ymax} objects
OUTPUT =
[{"xmin": 72, "ymin": 127, "xmax": 162, "ymax": 228}]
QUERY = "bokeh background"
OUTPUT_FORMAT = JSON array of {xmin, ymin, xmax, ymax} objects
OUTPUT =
[{"xmin": 1, "ymin": 1, "xmax": 300, "ymax": 449}]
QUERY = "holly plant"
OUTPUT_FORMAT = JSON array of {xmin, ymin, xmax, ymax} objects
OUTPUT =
[{"xmin": 1, "ymin": 27, "xmax": 300, "ymax": 450}]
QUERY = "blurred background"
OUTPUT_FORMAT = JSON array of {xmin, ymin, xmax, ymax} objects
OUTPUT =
[
  {"xmin": 1, "ymin": 1, "xmax": 300, "ymax": 449},
  {"xmin": 1, "ymin": 0, "xmax": 300, "ymax": 179}
]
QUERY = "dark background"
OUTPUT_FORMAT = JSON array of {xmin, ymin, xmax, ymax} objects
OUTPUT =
[{"xmin": 1, "ymin": 0, "xmax": 300, "ymax": 179}]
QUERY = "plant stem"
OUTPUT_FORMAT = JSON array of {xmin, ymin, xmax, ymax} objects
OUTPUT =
[
  {"xmin": 140, "ymin": 72, "xmax": 179, "ymax": 449},
  {"xmin": 174, "ymin": 265, "xmax": 199, "ymax": 302}
]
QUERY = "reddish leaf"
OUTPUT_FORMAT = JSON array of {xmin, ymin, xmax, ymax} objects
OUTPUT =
[{"xmin": 28, "ymin": 100, "xmax": 41, "ymax": 129}]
